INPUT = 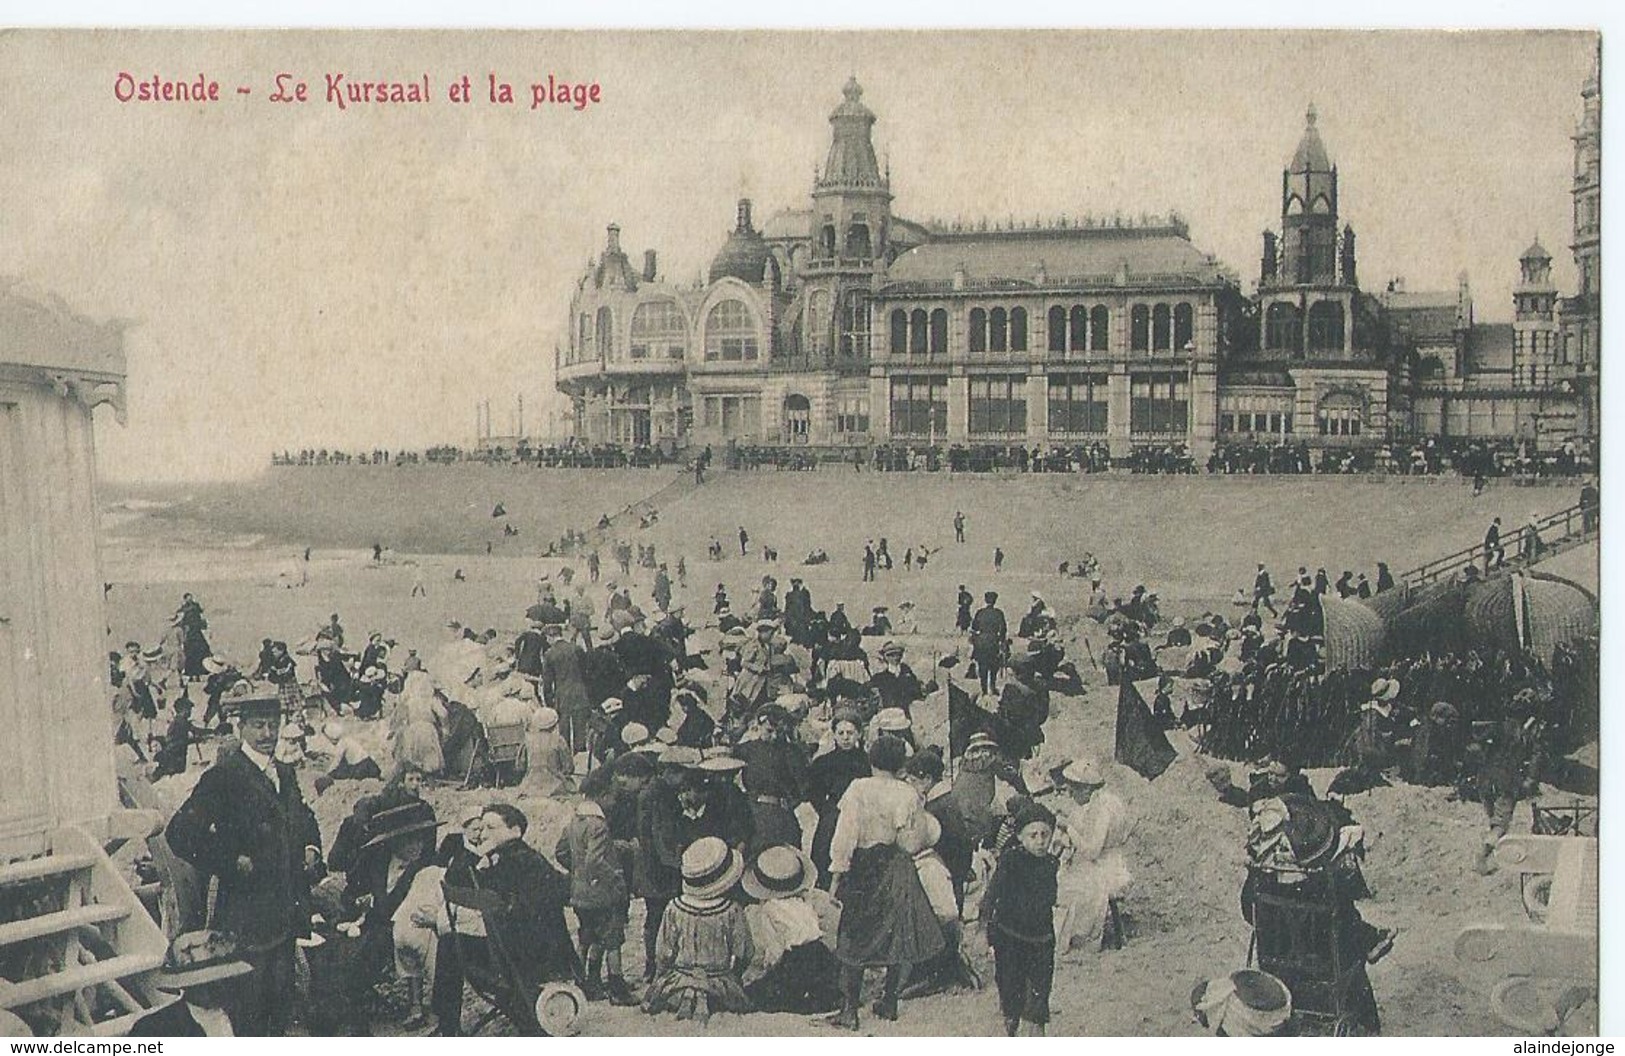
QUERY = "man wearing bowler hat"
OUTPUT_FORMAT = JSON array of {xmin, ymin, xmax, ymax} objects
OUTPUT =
[{"xmin": 167, "ymin": 682, "xmax": 323, "ymax": 1036}]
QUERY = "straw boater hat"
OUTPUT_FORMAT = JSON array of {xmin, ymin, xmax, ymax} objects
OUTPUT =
[
  {"xmin": 681, "ymin": 836, "xmax": 745, "ymax": 899},
  {"xmin": 202, "ymin": 656, "xmax": 230, "ymax": 675},
  {"xmin": 221, "ymin": 681, "xmax": 280, "ymax": 718},
  {"xmin": 696, "ymin": 748, "xmax": 747, "ymax": 774},
  {"xmin": 874, "ymin": 707, "xmax": 911, "ymax": 733},
  {"xmin": 741, "ymin": 845, "xmax": 817, "ymax": 901},
  {"xmin": 620, "ymin": 723, "xmax": 651, "ymax": 748},
  {"xmin": 661, "ymin": 745, "xmax": 704, "ymax": 768},
  {"xmin": 1060, "ymin": 757, "xmax": 1105, "ymax": 788},
  {"xmin": 599, "ymin": 697, "xmax": 624, "ymax": 717},
  {"xmin": 965, "ymin": 731, "xmax": 1000, "ymax": 753},
  {"xmin": 361, "ymin": 801, "xmax": 441, "ymax": 851},
  {"xmin": 878, "ymin": 640, "xmax": 905, "ymax": 659},
  {"xmin": 154, "ymin": 930, "xmax": 255, "ymax": 992},
  {"xmin": 534, "ymin": 981, "xmax": 588, "ymax": 1037},
  {"xmin": 754, "ymin": 618, "xmax": 777, "ymax": 632},
  {"xmin": 140, "ymin": 645, "xmax": 164, "ymax": 663},
  {"xmin": 534, "ymin": 707, "xmax": 560, "ymax": 732}
]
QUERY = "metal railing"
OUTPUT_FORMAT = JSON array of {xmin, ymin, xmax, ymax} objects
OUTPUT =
[{"xmin": 1399, "ymin": 503, "xmax": 1597, "ymax": 587}]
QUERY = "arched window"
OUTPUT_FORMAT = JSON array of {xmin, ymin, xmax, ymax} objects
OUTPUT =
[
  {"xmin": 840, "ymin": 290, "xmax": 871, "ymax": 358},
  {"xmin": 1317, "ymin": 390, "xmax": 1364, "ymax": 436},
  {"xmin": 630, "ymin": 300, "xmax": 685, "ymax": 360},
  {"xmin": 596, "ymin": 306, "xmax": 614, "ymax": 359},
  {"xmin": 704, "ymin": 299, "xmax": 759, "ymax": 362},
  {"xmin": 910, "ymin": 309, "xmax": 929, "ymax": 355},
  {"xmin": 929, "ymin": 309, "xmax": 947, "ymax": 355},
  {"xmin": 820, "ymin": 224, "xmax": 837, "ymax": 258},
  {"xmin": 807, "ymin": 290, "xmax": 830, "ymax": 356},
  {"xmin": 1307, "ymin": 300, "xmax": 1345, "ymax": 352},
  {"xmin": 1091, "ymin": 306, "xmax": 1110, "ymax": 351},
  {"xmin": 1070, "ymin": 305, "xmax": 1088, "ymax": 352},
  {"xmin": 1285, "ymin": 195, "xmax": 1305, "ymax": 215},
  {"xmin": 890, "ymin": 309, "xmax": 909, "ymax": 355},
  {"xmin": 1010, "ymin": 307, "xmax": 1028, "ymax": 352},
  {"xmin": 968, "ymin": 308, "xmax": 987, "ymax": 354},
  {"xmin": 1265, "ymin": 302, "xmax": 1303, "ymax": 352},
  {"xmin": 845, "ymin": 222, "xmax": 871, "ymax": 259},
  {"xmin": 1131, "ymin": 305, "xmax": 1151, "ymax": 351},
  {"xmin": 1048, "ymin": 306, "xmax": 1067, "ymax": 353},
  {"xmin": 1311, "ymin": 195, "xmax": 1332, "ymax": 214},
  {"xmin": 1173, "ymin": 303, "xmax": 1194, "ymax": 349},
  {"xmin": 989, "ymin": 308, "xmax": 1008, "ymax": 353},
  {"xmin": 1152, "ymin": 304, "xmax": 1172, "ymax": 351}
]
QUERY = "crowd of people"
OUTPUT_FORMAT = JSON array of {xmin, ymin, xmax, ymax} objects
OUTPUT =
[{"xmin": 107, "ymin": 464, "xmax": 1598, "ymax": 1040}]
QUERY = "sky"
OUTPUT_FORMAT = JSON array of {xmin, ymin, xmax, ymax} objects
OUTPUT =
[{"xmin": 0, "ymin": 28, "xmax": 1599, "ymax": 481}]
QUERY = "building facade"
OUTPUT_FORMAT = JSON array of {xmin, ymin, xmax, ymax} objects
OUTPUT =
[{"xmin": 559, "ymin": 67, "xmax": 1599, "ymax": 456}]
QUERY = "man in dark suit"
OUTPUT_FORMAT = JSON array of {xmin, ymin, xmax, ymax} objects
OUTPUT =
[
  {"xmin": 970, "ymin": 591, "xmax": 1008, "ymax": 694},
  {"xmin": 471, "ymin": 804, "xmax": 579, "ymax": 990},
  {"xmin": 167, "ymin": 686, "xmax": 322, "ymax": 1036}
]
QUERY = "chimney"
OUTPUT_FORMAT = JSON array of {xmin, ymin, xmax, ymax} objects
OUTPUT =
[
  {"xmin": 736, "ymin": 199, "xmax": 753, "ymax": 233},
  {"xmin": 643, "ymin": 250, "xmax": 657, "ymax": 283},
  {"xmin": 606, "ymin": 224, "xmax": 622, "ymax": 255}
]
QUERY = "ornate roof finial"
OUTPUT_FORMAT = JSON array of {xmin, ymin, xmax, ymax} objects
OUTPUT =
[
  {"xmin": 844, "ymin": 75, "xmax": 862, "ymax": 103},
  {"xmin": 1306, "ymin": 102, "xmax": 1318, "ymax": 127}
]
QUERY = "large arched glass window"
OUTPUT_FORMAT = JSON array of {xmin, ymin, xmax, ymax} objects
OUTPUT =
[
  {"xmin": 1265, "ymin": 301, "xmax": 1303, "ymax": 353},
  {"xmin": 968, "ymin": 308, "xmax": 987, "ymax": 354},
  {"xmin": 1307, "ymin": 300, "xmax": 1345, "ymax": 352},
  {"xmin": 1070, "ymin": 306, "xmax": 1088, "ymax": 352},
  {"xmin": 1048, "ymin": 306, "xmax": 1067, "ymax": 353},
  {"xmin": 1090, "ymin": 306, "xmax": 1110, "ymax": 351},
  {"xmin": 1010, "ymin": 307, "xmax": 1028, "ymax": 352},
  {"xmin": 1152, "ymin": 303, "xmax": 1172, "ymax": 351},
  {"xmin": 1173, "ymin": 303, "xmax": 1194, "ymax": 349},
  {"xmin": 890, "ymin": 309, "xmax": 909, "ymax": 355},
  {"xmin": 989, "ymin": 308, "xmax": 1008, "ymax": 353},
  {"xmin": 630, "ymin": 300, "xmax": 685, "ymax": 360},
  {"xmin": 1131, "ymin": 305, "xmax": 1151, "ymax": 351},
  {"xmin": 704, "ymin": 299, "xmax": 759, "ymax": 361},
  {"xmin": 596, "ymin": 306, "xmax": 614, "ymax": 359},
  {"xmin": 910, "ymin": 309, "xmax": 929, "ymax": 355},
  {"xmin": 807, "ymin": 290, "xmax": 830, "ymax": 356},
  {"xmin": 929, "ymin": 309, "xmax": 948, "ymax": 355}
]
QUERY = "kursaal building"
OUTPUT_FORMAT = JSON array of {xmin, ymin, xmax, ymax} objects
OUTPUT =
[{"xmin": 559, "ymin": 69, "xmax": 1598, "ymax": 456}]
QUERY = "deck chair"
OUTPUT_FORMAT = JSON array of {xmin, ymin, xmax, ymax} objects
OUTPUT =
[
  {"xmin": 468, "ymin": 722, "xmax": 529, "ymax": 789},
  {"xmin": 442, "ymin": 883, "xmax": 544, "ymax": 1036}
]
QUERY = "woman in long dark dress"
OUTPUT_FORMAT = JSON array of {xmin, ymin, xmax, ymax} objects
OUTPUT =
[
  {"xmin": 806, "ymin": 710, "xmax": 870, "ymax": 888},
  {"xmin": 824, "ymin": 734, "xmax": 945, "ymax": 1031}
]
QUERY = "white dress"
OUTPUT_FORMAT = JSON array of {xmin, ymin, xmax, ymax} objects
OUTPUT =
[{"xmin": 1052, "ymin": 790, "xmax": 1133, "ymax": 958}]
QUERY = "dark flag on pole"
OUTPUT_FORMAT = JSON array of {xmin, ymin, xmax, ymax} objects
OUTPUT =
[{"xmin": 1115, "ymin": 678, "xmax": 1177, "ymax": 780}]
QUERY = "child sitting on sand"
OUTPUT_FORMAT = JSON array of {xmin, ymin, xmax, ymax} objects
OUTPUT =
[{"xmin": 642, "ymin": 837, "xmax": 753, "ymax": 1024}]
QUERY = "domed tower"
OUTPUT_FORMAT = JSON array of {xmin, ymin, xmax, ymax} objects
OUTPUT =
[
  {"xmin": 805, "ymin": 76, "xmax": 893, "ymax": 363},
  {"xmin": 1257, "ymin": 104, "xmax": 1356, "ymax": 360},
  {"xmin": 709, "ymin": 199, "xmax": 774, "ymax": 286},
  {"xmin": 1514, "ymin": 237, "xmax": 1560, "ymax": 386}
]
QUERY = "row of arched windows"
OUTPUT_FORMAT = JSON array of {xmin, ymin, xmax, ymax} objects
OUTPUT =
[
  {"xmin": 968, "ymin": 307, "xmax": 1028, "ymax": 354},
  {"xmin": 1129, "ymin": 303, "xmax": 1195, "ymax": 352},
  {"xmin": 1264, "ymin": 300, "xmax": 1346, "ymax": 353},
  {"xmin": 1047, "ymin": 305, "xmax": 1111, "ymax": 352},
  {"xmin": 889, "ymin": 308, "xmax": 950, "ymax": 356}
]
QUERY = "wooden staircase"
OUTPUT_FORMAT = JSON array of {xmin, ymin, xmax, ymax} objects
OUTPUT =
[
  {"xmin": 1397, "ymin": 503, "xmax": 1598, "ymax": 589},
  {"xmin": 0, "ymin": 825, "xmax": 167, "ymax": 1036}
]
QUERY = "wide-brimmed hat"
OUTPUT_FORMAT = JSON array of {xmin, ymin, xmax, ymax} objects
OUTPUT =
[
  {"xmin": 660, "ymin": 745, "xmax": 704, "ymax": 768},
  {"xmin": 140, "ymin": 645, "xmax": 165, "ymax": 663},
  {"xmin": 221, "ymin": 681, "xmax": 280, "ymax": 718},
  {"xmin": 535, "ymin": 981, "xmax": 588, "ymax": 1037},
  {"xmin": 753, "ymin": 618, "xmax": 778, "ymax": 632},
  {"xmin": 201, "ymin": 656, "xmax": 231, "ymax": 675},
  {"xmin": 361, "ymin": 801, "xmax": 441, "ymax": 850},
  {"xmin": 1369, "ymin": 677, "xmax": 1400, "ymax": 701},
  {"xmin": 534, "ymin": 707, "xmax": 560, "ymax": 732},
  {"xmin": 620, "ymin": 722, "xmax": 651, "ymax": 748},
  {"xmin": 874, "ymin": 707, "xmax": 911, "ymax": 732},
  {"xmin": 1060, "ymin": 757, "xmax": 1105, "ymax": 788},
  {"xmin": 154, "ymin": 930, "xmax": 255, "ymax": 992},
  {"xmin": 878, "ymin": 640, "xmax": 904, "ymax": 658},
  {"xmin": 1273, "ymin": 793, "xmax": 1339, "ymax": 869},
  {"xmin": 696, "ymin": 750, "xmax": 747, "ymax": 774},
  {"xmin": 741, "ymin": 845, "xmax": 816, "ymax": 901},
  {"xmin": 681, "ymin": 837, "xmax": 744, "ymax": 899}
]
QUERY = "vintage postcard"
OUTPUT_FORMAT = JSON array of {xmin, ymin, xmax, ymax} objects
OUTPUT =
[{"xmin": 0, "ymin": 28, "xmax": 1602, "ymax": 1039}]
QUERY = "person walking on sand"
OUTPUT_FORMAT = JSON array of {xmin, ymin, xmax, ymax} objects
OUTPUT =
[
  {"xmin": 953, "ymin": 510, "xmax": 966, "ymax": 544},
  {"xmin": 993, "ymin": 547, "xmax": 1005, "ymax": 573}
]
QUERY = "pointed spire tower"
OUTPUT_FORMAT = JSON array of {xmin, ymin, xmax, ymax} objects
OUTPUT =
[{"xmin": 805, "ymin": 76, "xmax": 893, "ymax": 363}]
